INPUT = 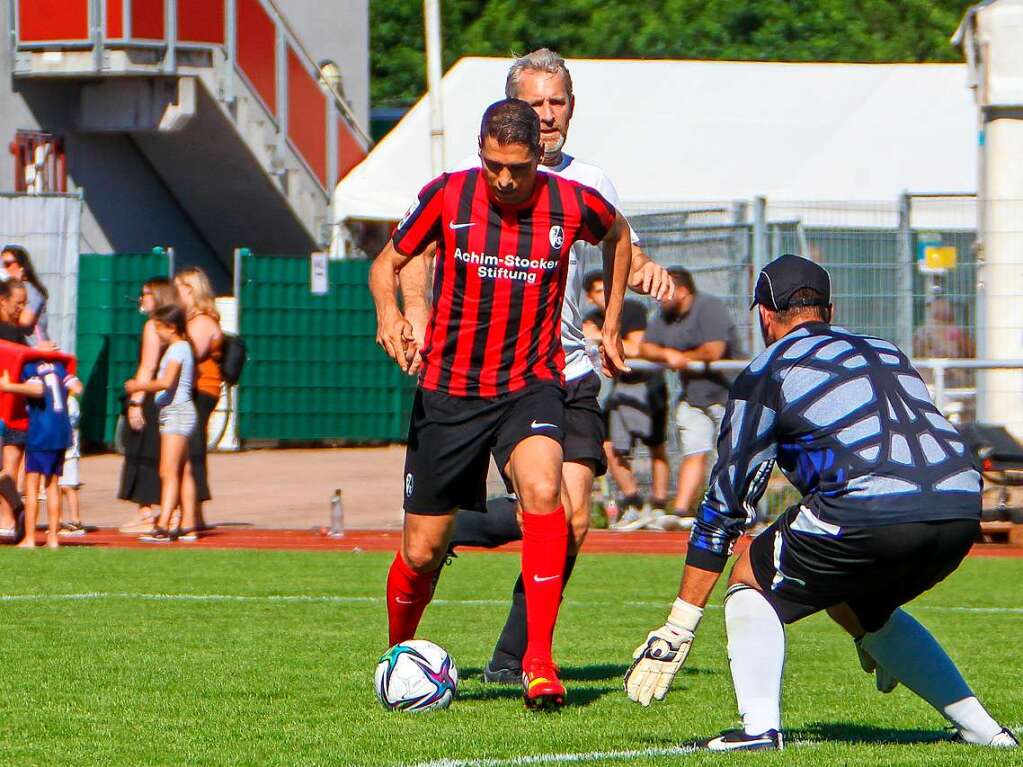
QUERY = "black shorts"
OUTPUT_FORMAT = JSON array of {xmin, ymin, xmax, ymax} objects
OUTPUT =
[
  {"xmin": 563, "ymin": 372, "xmax": 607, "ymax": 477},
  {"xmin": 603, "ymin": 381, "xmax": 668, "ymax": 451},
  {"xmin": 749, "ymin": 504, "xmax": 979, "ymax": 632},
  {"xmin": 403, "ymin": 383, "xmax": 565, "ymax": 515}
]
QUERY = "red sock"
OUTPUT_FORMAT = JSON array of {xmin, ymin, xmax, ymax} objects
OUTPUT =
[
  {"xmin": 520, "ymin": 508, "xmax": 568, "ymax": 666},
  {"xmin": 385, "ymin": 552, "xmax": 436, "ymax": 647}
]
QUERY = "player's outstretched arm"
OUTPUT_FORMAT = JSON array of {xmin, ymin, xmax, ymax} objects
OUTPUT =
[
  {"xmin": 599, "ymin": 212, "xmax": 633, "ymax": 377},
  {"xmin": 369, "ymin": 241, "xmax": 418, "ymax": 374},
  {"xmin": 627, "ymin": 246, "xmax": 675, "ymax": 302},
  {"xmin": 624, "ymin": 565, "xmax": 718, "ymax": 706}
]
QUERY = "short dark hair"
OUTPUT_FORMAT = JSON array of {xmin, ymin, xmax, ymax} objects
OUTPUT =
[
  {"xmin": 0, "ymin": 279, "xmax": 24, "ymax": 300},
  {"xmin": 668, "ymin": 267, "xmax": 696, "ymax": 294},
  {"xmin": 479, "ymin": 99, "xmax": 541, "ymax": 157},
  {"xmin": 152, "ymin": 303, "xmax": 187, "ymax": 335},
  {"xmin": 582, "ymin": 270, "xmax": 604, "ymax": 293},
  {"xmin": 774, "ymin": 288, "xmax": 831, "ymax": 324}
]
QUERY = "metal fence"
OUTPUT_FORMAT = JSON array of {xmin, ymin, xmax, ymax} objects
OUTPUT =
[{"xmin": 581, "ymin": 193, "xmax": 1023, "ymax": 513}]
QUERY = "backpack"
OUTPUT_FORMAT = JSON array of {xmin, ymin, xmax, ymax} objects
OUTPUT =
[{"xmin": 218, "ymin": 332, "xmax": 247, "ymax": 385}]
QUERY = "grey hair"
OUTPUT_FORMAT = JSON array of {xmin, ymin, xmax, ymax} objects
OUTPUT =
[{"xmin": 505, "ymin": 48, "xmax": 574, "ymax": 100}]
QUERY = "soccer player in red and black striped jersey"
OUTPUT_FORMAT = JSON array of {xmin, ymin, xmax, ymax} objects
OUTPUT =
[{"xmin": 369, "ymin": 98, "xmax": 634, "ymax": 710}]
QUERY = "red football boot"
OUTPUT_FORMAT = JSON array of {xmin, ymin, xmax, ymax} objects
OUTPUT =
[{"xmin": 522, "ymin": 657, "xmax": 566, "ymax": 711}]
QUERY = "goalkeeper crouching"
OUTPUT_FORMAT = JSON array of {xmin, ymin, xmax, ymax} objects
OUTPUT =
[{"xmin": 625, "ymin": 255, "xmax": 1018, "ymax": 751}]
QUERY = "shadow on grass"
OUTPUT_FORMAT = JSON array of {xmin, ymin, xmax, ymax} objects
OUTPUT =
[
  {"xmin": 791, "ymin": 721, "xmax": 952, "ymax": 746},
  {"xmin": 460, "ymin": 663, "xmax": 717, "ymax": 685},
  {"xmin": 457, "ymin": 684, "xmax": 621, "ymax": 707}
]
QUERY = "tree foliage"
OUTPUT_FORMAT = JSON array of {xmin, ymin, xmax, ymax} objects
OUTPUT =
[{"xmin": 370, "ymin": 0, "xmax": 976, "ymax": 106}]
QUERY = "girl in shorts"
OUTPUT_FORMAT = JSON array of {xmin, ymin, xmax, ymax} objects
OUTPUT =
[{"xmin": 124, "ymin": 305, "xmax": 195, "ymax": 543}]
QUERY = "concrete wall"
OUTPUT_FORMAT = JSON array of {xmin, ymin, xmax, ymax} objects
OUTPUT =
[
  {"xmin": 0, "ymin": 5, "xmax": 222, "ymax": 281},
  {"xmin": 276, "ymin": 0, "xmax": 370, "ymax": 129}
]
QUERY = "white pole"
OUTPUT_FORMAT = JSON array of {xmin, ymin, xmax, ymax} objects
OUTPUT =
[
  {"xmin": 957, "ymin": 0, "xmax": 1023, "ymax": 439},
  {"xmin": 424, "ymin": 0, "xmax": 445, "ymax": 175}
]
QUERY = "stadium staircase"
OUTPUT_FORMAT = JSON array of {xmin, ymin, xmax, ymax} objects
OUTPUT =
[{"xmin": 8, "ymin": 0, "xmax": 369, "ymax": 262}]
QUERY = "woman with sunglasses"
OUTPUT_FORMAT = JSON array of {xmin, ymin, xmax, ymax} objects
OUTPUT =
[
  {"xmin": 1, "ymin": 245, "xmax": 49, "ymax": 346},
  {"xmin": 117, "ymin": 277, "xmax": 177, "ymax": 534}
]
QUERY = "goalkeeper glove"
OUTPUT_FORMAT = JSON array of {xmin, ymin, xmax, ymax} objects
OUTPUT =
[{"xmin": 624, "ymin": 598, "xmax": 703, "ymax": 706}]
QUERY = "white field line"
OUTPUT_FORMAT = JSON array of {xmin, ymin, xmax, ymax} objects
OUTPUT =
[
  {"xmin": 405, "ymin": 741, "xmax": 825, "ymax": 767},
  {"xmin": 405, "ymin": 744, "xmax": 701, "ymax": 767},
  {"xmin": 0, "ymin": 592, "xmax": 1021, "ymax": 616}
]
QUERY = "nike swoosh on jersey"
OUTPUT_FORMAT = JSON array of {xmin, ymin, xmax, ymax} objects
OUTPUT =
[
  {"xmin": 448, "ymin": 221, "xmax": 476, "ymax": 230},
  {"xmin": 531, "ymin": 420, "xmax": 558, "ymax": 430}
]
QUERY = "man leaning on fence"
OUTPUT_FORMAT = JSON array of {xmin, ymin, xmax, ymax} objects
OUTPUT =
[{"xmin": 636, "ymin": 267, "xmax": 741, "ymax": 529}]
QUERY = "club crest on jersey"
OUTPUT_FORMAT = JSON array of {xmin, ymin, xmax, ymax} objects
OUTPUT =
[
  {"xmin": 405, "ymin": 472, "xmax": 415, "ymax": 497},
  {"xmin": 549, "ymin": 225, "xmax": 564, "ymax": 250}
]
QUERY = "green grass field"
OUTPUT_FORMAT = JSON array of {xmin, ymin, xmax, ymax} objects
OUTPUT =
[{"xmin": 0, "ymin": 547, "xmax": 1019, "ymax": 766}]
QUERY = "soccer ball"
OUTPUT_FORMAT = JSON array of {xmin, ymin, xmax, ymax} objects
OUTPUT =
[{"xmin": 375, "ymin": 640, "xmax": 458, "ymax": 712}]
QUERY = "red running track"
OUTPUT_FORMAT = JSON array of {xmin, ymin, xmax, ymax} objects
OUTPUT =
[{"xmin": 33, "ymin": 528, "xmax": 1023, "ymax": 558}]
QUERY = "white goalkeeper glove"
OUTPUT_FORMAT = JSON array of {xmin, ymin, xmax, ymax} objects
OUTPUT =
[{"xmin": 624, "ymin": 598, "xmax": 703, "ymax": 706}]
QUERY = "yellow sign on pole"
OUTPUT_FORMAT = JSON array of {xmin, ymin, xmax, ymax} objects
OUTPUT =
[{"xmin": 923, "ymin": 245, "xmax": 957, "ymax": 271}]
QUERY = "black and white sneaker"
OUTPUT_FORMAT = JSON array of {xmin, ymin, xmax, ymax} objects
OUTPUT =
[
  {"xmin": 951, "ymin": 728, "xmax": 1019, "ymax": 747},
  {"xmin": 482, "ymin": 660, "xmax": 522, "ymax": 685},
  {"xmin": 701, "ymin": 729, "xmax": 783, "ymax": 751}
]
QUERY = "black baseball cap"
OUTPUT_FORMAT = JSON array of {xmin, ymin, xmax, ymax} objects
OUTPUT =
[{"xmin": 750, "ymin": 254, "xmax": 832, "ymax": 311}]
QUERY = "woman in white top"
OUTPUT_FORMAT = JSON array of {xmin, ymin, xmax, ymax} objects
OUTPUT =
[{"xmin": 124, "ymin": 304, "xmax": 195, "ymax": 543}]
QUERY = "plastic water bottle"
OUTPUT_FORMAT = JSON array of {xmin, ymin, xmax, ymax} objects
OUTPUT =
[{"xmin": 328, "ymin": 489, "xmax": 345, "ymax": 538}]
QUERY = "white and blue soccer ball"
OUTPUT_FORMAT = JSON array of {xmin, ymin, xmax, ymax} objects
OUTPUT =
[{"xmin": 375, "ymin": 640, "xmax": 458, "ymax": 712}]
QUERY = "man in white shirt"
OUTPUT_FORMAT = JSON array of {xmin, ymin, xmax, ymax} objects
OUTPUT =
[{"xmin": 400, "ymin": 49, "xmax": 673, "ymax": 683}]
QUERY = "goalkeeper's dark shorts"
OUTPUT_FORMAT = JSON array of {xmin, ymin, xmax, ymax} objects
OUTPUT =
[{"xmin": 748, "ymin": 504, "xmax": 979, "ymax": 632}]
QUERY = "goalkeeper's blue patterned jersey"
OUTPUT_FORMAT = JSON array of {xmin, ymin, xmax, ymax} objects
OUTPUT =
[{"xmin": 687, "ymin": 321, "xmax": 981, "ymax": 572}]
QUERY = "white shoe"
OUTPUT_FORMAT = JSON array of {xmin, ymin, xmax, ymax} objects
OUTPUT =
[
  {"xmin": 989, "ymin": 729, "xmax": 1019, "ymax": 747},
  {"xmin": 641, "ymin": 509, "xmax": 666, "ymax": 530},
  {"xmin": 613, "ymin": 508, "xmax": 652, "ymax": 531},
  {"xmin": 0, "ymin": 527, "xmax": 15, "ymax": 538},
  {"xmin": 654, "ymin": 513, "xmax": 695, "ymax": 531}
]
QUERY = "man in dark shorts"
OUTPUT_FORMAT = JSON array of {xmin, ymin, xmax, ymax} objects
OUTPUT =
[
  {"xmin": 369, "ymin": 98, "xmax": 633, "ymax": 709},
  {"xmin": 624, "ymin": 255, "xmax": 1017, "ymax": 750}
]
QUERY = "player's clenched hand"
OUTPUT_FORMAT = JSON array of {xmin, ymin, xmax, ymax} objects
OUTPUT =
[
  {"xmin": 629, "ymin": 261, "xmax": 675, "ymax": 302},
  {"xmin": 600, "ymin": 325, "xmax": 631, "ymax": 378},
  {"xmin": 404, "ymin": 303, "xmax": 430, "ymax": 376},
  {"xmin": 376, "ymin": 311, "xmax": 418, "ymax": 374},
  {"xmin": 624, "ymin": 599, "xmax": 703, "ymax": 706}
]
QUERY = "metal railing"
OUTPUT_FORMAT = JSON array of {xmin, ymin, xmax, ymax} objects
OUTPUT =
[
  {"xmin": 8, "ymin": 0, "xmax": 371, "ymax": 193},
  {"xmin": 644, "ymin": 357, "xmax": 1023, "ymax": 416},
  {"xmin": 601, "ymin": 358, "xmax": 1023, "ymax": 512}
]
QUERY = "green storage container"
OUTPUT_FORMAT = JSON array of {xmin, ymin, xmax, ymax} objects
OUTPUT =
[
  {"xmin": 76, "ymin": 252, "xmax": 171, "ymax": 447},
  {"xmin": 236, "ymin": 254, "xmax": 416, "ymax": 443}
]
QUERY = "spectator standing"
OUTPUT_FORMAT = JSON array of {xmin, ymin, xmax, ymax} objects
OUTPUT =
[
  {"xmin": 913, "ymin": 297, "xmax": 976, "ymax": 399},
  {"xmin": 126, "ymin": 305, "xmax": 196, "ymax": 543},
  {"xmin": 640, "ymin": 267, "xmax": 741, "ymax": 528},
  {"xmin": 118, "ymin": 277, "xmax": 176, "ymax": 533},
  {"xmin": 58, "ymin": 392, "xmax": 85, "ymax": 536},
  {"xmin": 0, "ymin": 359, "xmax": 81, "ymax": 548},
  {"xmin": 174, "ymin": 267, "xmax": 223, "ymax": 537},
  {"xmin": 0, "ymin": 279, "xmax": 30, "ymax": 537},
  {"xmin": 1, "ymin": 245, "xmax": 49, "ymax": 346},
  {"xmin": 580, "ymin": 271, "xmax": 670, "ymax": 526}
]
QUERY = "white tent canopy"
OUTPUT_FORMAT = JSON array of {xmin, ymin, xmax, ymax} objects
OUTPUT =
[{"xmin": 334, "ymin": 57, "xmax": 976, "ymax": 224}]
